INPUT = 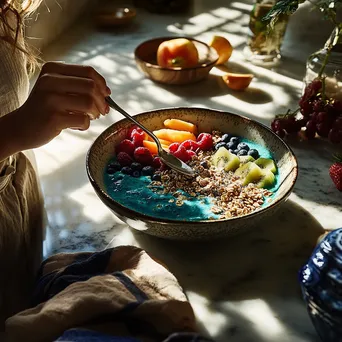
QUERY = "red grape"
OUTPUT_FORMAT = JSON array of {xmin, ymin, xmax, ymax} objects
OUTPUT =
[
  {"xmin": 332, "ymin": 100, "xmax": 342, "ymax": 114},
  {"xmin": 310, "ymin": 79, "xmax": 323, "ymax": 93},
  {"xmin": 329, "ymin": 128, "xmax": 341, "ymax": 144},
  {"xmin": 316, "ymin": 122, "xmax": 330, "ymax": 138},
  {"xmin": 313, "ymin": 100, "xmax": 324, "ymax": 112},
  {"xmin": 300, "ymin": 101, "xmax": 313, "ymax": 117},
  {"xmin": 271, "ymin": 119, "xmax": 283, "ymax": 132},
  {"xmin": 335, "ymin": 116, "xmax": 342, "ymax": 130},
  {"xmin": 305, "ymin": 120, "xmax": 316, "ymax": 139},
  {"xmin": 275, "ymin": 129, "xmax": 286, "ymax": 138},
  {"xmin": 309, "ymin": 112, "xmax": 318, "ymax": 123},
  {"xmin": 284, "ymin": 116, "xmax": 297, "ymax": 134},
  {"xmin": 316, "ymin": 111, "xmax": 329, "ymax": 124}
]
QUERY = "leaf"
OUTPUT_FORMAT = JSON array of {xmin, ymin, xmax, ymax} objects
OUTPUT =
[{"xmin": 263, "ymin": 0, "xmax": 300, "ymax": 27}]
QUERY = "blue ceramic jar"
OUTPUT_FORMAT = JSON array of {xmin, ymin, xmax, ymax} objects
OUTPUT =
[{"xmin": 299, "ymin": 229, "xmax": 342, "ymax": 341}]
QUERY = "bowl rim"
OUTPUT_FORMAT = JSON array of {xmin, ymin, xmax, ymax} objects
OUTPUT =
[
  {"xmin": 86, "ymin": 107, "xmax": 298, "ymax": 226},
  {"xmin": 134, "ymin": 36, "xmax": 219, "ymax": 71}
]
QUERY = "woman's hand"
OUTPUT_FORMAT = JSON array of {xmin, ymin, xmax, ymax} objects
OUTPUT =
[{"xmin": 14, "ymin": 62, "xmax": 111, "ymax": 151}]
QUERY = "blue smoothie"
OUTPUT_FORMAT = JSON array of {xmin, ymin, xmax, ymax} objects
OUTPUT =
[{"xmin": 104, "ymin": 137, "xmax": 280, "ymax": 221}]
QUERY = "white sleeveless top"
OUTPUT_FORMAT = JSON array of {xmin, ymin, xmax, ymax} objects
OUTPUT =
[{"xmin": 0, "ymin": 15, "xmax": 44, "ymax": 327}]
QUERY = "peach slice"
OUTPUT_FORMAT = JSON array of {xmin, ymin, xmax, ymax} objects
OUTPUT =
[
  {"xmin": 164, "ymin": 119, "xmax": 198, "ymax": 134},
  {"xmin": 153, "ymin": 129, "xmax": 196, "ymax": 143},
  {"xmin": 143, "ymin": 140, "xmax": 169, "ymax": 155},
  {"xmin": 209, "ymin": 35, "xmax": 233, "ymax": 65},
  {"xmin": 222, "ymin": 73, "xmax": 254, "ymax": 91}
]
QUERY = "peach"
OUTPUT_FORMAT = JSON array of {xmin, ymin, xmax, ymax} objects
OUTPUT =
[
  {"xmin": 222, "ymin": 73, "xmax": 254, "ymax": 91},
  {"xmin": 164, "ymin": 119, "xmax": 198, "ymax": 134},
  {"xmin": 157, "ymin": 38, "xmax": 199, "ymax": 68},
  {"xmin": 209, "ymin": 35, "xmax": 233, "ymax": 65},
  {"xmin": 153, "ymin": 129, "xmax": 196, "ymax": 143},
  {"xmin": 143, "ymin": 140, "xmax": 169, "ymax": 155}
]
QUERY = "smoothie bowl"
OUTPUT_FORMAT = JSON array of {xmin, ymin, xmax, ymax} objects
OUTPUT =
[{"xmin": 86, "ymin": 108, "xmax": 298, "ymax": 240}]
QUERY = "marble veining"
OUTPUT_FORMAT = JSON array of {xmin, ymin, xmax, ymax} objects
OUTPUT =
[{"xmin": 34, "ymin": 1, "xmax": 341, "ymax": 341}]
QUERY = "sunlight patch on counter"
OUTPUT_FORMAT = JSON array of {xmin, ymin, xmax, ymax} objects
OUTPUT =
[
  {"xmin": 68, "ymin": 183, "xmax": 116, "ymax": 223},
  {"xmin": 187, "ymin": 291, "xmax": 227, "ymax": 337}
]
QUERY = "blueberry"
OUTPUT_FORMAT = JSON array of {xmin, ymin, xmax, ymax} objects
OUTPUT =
[
  {"xmin": 237, "ymin": 142, "xmax": 249, "ymax": 152},
  {"xmin": 132, "ymin": 170, "xmax": 141, "ymax": 177},
  {"xmin": 142, "ymin": 166, "xmax": 155, "ymax": 176},
  {"xmin": 229, "ymin": 149, "xmax": 236, "ymax": 154},
  {"xmin": 227, "ymin": 141, "xmax": 237, "ymax": 150},
  {"xmin": 230, "ymin": 136, "xmax": 240, "ymax": 144},
  {"xmin": 131, "ymin": 162, "xmax": 143, "ymax": 171},
  {"xmin": 237, "ymin": 149, "xmax": 248, "ymax": 156},
  {"xmin": 200, "ymin": 161, "xmax": 209, "ymax": 169},
  {"xmin": 215, "ymin": 142, "xmax": 227, "ymax": 150},
  {"xmin": 121, "ymin": 166, "xmax": 133, "ymax": 175},
  {"xmin": 106, "ymin": 161, "xmax": 121, "ymax": 174},
  {"xmin": 152, "ymin": 173, "xmax": 161, "ymax": 182},
  {"xmin": 248, "ymin": 149, "xmax": 260, "ymax": 159},
  {"xmin": 234, "ymin": 149, "xmax": 239, "ymax": 155},
  {"xmin": 221, "ymin": 133, "xmax": 231, "ymax": 143}
]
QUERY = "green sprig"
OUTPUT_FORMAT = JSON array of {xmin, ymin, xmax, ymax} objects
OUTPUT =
[{"xmin": 263, "ymin": 0, "xmax": 342, "ymax": 27}]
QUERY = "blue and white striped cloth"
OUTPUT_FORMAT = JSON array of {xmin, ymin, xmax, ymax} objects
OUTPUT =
[{"xmin": 5, "ymin": 246, "xmax": 215, "ymax": 342}]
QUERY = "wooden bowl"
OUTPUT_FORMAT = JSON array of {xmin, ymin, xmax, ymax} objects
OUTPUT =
[
  {"xmin": 134, "ymin": 37, "xmax": 219, "ymax": 85},
  {"xmin": 87, "ymin": 107, "xmax": 298, "ymax": 241},
  {"xmin": 95, "ymin": 7, "xmax": 136, "ymax": 27}
]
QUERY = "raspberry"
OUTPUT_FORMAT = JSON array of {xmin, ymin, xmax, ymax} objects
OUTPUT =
[
  {"xmin": 152, "ymin": 157, "xmax": 162, "ymax": 169},
  {"xmin": 117, "ymin": 152, "xmax": 133, "ymax": 167},
  {"xmin": 173, "ymin": 145, "xmax": 191, "ymax": 162},
  {"xmin": 127, "ymin": 125, "xmax": 143, "ymax": 139},
  {"xmin": 197, "ymin": 133, "xmax": 213, "ymax": 151},
  {"xmin": 116, "ymin": 139, "xmax": 135, "ymax": 156},
  {"xmin": 132, "ymin": 130, "xmax": 145, "ymax": 147},
  {"xmin": 181, "ymin": 140, "xmax": 200, "ymax": 151},
  {"xmin": 134, "ymin": 147, "xmax": 153, "ymax": 165},
  {"xmin": 169, "ymin": 142, "xmax": 180, "ymax": 153},
  {"xmin": 187, "ymin": 150, "xmax": 196, "ymax": 159},
  {"xmin": 329, "ymin": 159, "xmax": 342, "ymax": 191}
]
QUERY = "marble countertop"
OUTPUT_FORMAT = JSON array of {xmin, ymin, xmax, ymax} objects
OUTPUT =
[{"xmin": 33, "ymin": 1, "xmax": 342, "ymax": 341}]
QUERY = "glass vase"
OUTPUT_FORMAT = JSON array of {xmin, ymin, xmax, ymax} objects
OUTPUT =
[
  {"xmin": 244, "ymin": 0, "xmax": 289, "ymax": 66},
  {"xmin": 304, "ymin": 25, "xmax": 342, "ymax": 102}
]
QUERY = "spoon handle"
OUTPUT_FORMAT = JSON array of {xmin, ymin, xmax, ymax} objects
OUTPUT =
[{"xmin": 106, "ymin": 96, "xmax": 162, "ymax": 150}]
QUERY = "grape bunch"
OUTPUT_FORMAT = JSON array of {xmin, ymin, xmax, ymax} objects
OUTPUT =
[{"xmin": 271, "ymin": 79, "xmax": 342, "ymax": 144}]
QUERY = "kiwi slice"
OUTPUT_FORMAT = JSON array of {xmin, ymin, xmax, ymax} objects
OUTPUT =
[
  {"xmin": 239, "ymin": 155, "xmax": 255, "ymax": 165},
  {"xmin": 256, "ymin": 169, "xmax": 275, "ymax": 189},
  {"xmin": 234, "ymin": 162, "xmax": 264, "ymax": 186},
  {"xmin": 254, "ymin": 158, "xmax": 277, "ymax": 174},
  {"xmin": 212, "ymin": 147, "xmax": 240, "ymax": 172}
]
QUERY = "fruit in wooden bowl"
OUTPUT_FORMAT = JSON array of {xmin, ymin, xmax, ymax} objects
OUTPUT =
[
  {"xmin": 157, "ymin": 38, "xmax": 199, "ymax": 68},
  {"xmin": 134, "ymin": 37, "xmax": 219, "ymax": 85}
]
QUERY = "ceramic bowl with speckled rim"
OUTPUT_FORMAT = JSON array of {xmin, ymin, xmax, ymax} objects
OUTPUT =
[{"xmin": 86, "ymin": 108, "xmax": 298, "ymax": 241}]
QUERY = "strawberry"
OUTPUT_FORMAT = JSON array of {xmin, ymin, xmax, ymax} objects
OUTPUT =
[
  {"xmin": 116, "ymin": 139, "xmax": 135, "ymax": 156},
  {"xmin": 197, "ymin": 133, "xmax": 213, "ymax": 151},
  {"xmin": 329, "ymin": 155, "xmax": 342, "ymax": 191},
  {"xmin": 117, "ymin": 152, "xmax": 133, "ymax": 167},
  {"xmin": 134, "ymin": 147, "xmax": 153, "ymax": 165}
]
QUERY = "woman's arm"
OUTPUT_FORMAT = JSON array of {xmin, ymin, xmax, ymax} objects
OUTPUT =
[
  {"xmin": 0, "ymin": 110, "xmax": 22, "ymax": 162},
  {"xmin": 0, "ymin": 62, "xmax": 110, "ymax": 163}
]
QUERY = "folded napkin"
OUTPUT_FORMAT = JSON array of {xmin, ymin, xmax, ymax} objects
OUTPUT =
[{"xmin": 5, "ymin": 246, "xmax": 213, "ymax": 342}]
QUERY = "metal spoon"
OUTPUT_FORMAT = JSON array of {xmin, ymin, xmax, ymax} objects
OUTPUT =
[{"xmin": 105, "ymin": 96, "xmax": 197, "ymax": 177}]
